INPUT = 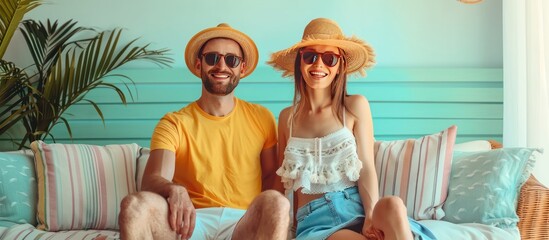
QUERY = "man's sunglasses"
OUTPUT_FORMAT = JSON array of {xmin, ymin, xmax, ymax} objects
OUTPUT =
[
  {"xmin": 300, "ymin": 50, "xmax": 341, "ymax": 67},
  {"xmin": 201, "ymin": 52, "xmax": 243, "ymax": 68}
]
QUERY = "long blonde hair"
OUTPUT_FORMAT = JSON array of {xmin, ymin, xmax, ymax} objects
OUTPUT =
[{"xmin": 291, "ymin": 48, "xmax": 349, "ymax": 124}]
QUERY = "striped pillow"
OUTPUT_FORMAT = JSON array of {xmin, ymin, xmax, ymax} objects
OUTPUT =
[
  {"xmin": 374, "ymin": 125, "xmax": 457, "ymax": 220},
  {"xmin": 30, "ymin": 141, "xmax": 140, "ymax": 231}
]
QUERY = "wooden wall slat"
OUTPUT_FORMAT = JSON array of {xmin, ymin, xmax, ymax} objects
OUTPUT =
[
  {"xmin": 59, "ymin": 102, "xmax": 502, "ymax": 120},
  {"xmin": 0, "ymin": 67, "xmax": 503, "ymax": 151},
  {"xmin": 12, "ymin": 119, "xmax": 499, "ymax": 139}
]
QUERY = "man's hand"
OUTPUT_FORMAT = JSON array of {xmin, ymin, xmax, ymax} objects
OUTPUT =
[{"xmin": 167, "ymin": 185, "xmax": 196, "ymax": 239}]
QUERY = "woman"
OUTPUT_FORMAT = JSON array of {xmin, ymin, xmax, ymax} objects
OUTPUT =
[{"xmin": 268, "ymin": 18, "xmax": 436, "ymax": 240}]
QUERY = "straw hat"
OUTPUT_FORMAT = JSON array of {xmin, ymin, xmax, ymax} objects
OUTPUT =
[
  {"xmin": 268, "ymin": 18, "xmax": 375, "ymax": 77},
  {"xmin": 185, "ymin": 23, "xmax": 258, "ymax": 79}
]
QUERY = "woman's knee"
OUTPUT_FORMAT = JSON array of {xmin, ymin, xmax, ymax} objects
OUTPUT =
[{"xmin": 373, "ymin": 196, "xmax": 407, "ymax": 219}]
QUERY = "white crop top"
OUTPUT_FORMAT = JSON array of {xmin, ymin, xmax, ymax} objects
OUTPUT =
[{"xmin": 276, "ymin": 110, "xmax": 363, "ymax": 194}]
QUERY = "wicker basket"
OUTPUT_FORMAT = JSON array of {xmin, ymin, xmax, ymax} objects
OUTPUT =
[{"xmin": 517, "ymin": 175, "xmax": 549, "ymax": 240}]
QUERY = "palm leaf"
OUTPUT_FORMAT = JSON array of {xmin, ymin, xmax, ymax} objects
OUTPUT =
[
  {"xmin": 19, "ymin": 20, "xmax": 172, "ymax": 144},
  {"xmin": 19, "ymin": 19, "xmax": 90, "ymax": 91},
  {"xmin": 2, "ymin": 18, "xmax": 173, "ymax": 148},
  {"xmin": 0, "ymin": 59, "xmax": 36, "ymax": 136},
  {"xmin": 0, "ymin": 0, "xmax": 41, "ymax": 58}
]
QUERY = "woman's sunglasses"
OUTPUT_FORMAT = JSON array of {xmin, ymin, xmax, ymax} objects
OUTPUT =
[
  {"xmin": 300, "ymin": 50, "xmax": 341, "ymax": 67},
  {"xmin": 201, "ymin": 52, "xmax": 243, "ymax": 68}
]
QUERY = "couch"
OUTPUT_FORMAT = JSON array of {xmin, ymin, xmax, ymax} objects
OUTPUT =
[{"xmin": 0, "ymin": 139, "xmax": 547, "ymax": 240}]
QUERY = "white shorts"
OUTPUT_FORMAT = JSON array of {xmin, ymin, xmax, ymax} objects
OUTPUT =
[{"xmin": 190, "ymin": 207, "xmax": 246, "ymax": 240}]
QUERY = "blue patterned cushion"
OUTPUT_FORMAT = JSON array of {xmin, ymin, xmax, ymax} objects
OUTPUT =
[
  {"xmin": 0, "ymin": 150, "xmax": 37, "ymax": 226},
  {"xmin": 442, "ymin": 148, "xmax": 539, "ymax": 228}
]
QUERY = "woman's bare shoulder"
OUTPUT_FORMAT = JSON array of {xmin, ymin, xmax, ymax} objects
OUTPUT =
[
  {"xmin": 346, "ymin": 94, "xmax": 371, "ymax": 114},
  {"xmin": 278, "ymin": 106, "xmax": 294, "ymax": 127},
  {"xmin": 279, "ymin": 106, "xmax": 293, "ymax": 119}
]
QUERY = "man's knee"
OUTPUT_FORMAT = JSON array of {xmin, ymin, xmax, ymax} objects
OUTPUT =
[
  {"xmin": 120, "ymin": 193, "xmax": 139, "ymax": 210},
  {"xmin": 119, "ymin": 192, "xmax": 165, "ymax": 221},
  {"xmin": 119, "ymin": 193, "xmax": 145, "ymax": 223},
  {"xmin": 256, "ymin": 190, "xmax": 290, "ymax": 213}
]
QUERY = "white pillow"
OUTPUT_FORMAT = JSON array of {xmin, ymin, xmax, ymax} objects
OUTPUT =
[{"xmin": 453, "ymin": 140, "xmax": 492, "ymax": 152}]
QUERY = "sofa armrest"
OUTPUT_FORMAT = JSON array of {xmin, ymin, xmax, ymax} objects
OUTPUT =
[{"xmin": 517, "ymin": 175, "xmax": 549, "ymax": 240}]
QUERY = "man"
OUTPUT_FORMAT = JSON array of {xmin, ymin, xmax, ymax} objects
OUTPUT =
[{"xmin": 118, "ymin": 23, "xmax": 290, "ymax": 240}]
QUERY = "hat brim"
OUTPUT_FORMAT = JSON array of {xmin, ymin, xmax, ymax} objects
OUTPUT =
[
  {"xmin": 185, "ymin": 27, "xmax": 258, "ymax": 79},
  {"xmin": 268, "ymin": 36, "xmax": 375, "ymax": 77}
]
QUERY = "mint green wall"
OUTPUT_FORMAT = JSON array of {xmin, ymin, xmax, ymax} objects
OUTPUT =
[
  {"xmin": 0, "ymin": 1, "xmax": 503, "ymax": 150},
  {"xmin": 5, "ymin": 0, "xmax": 502, "ymax": 68}
]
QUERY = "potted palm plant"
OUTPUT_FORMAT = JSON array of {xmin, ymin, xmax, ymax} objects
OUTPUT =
[{"xmin": 0, "ymin": 0, "xmax": 173, "ymax": 149}]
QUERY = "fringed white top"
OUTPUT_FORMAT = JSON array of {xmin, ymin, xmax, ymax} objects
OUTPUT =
[{"xmin": 276, "ymin": 110, "xmax": 363, "ymax": 194}]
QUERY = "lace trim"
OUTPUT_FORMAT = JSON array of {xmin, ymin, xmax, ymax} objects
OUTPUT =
[{"xmin": 276, "ymin": 154, "xmax": 362, "ymax": 192}]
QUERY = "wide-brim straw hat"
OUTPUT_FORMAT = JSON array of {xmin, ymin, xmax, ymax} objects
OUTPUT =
[
  {"xmin": 268, "ymin": 18, "xmax": 375, "ymax": 77},
  {"xmin": 185, "ymin": 23, "xmax": 258, "ymax": 79}
]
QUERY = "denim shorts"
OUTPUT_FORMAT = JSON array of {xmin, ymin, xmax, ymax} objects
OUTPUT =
[
  {"xmin": 295, "ymin": 186, "xmax": 437, "ymax": 240},
  {"xmin": 295, "ymin": 186, "xmax": 365, "ymax": 240}
]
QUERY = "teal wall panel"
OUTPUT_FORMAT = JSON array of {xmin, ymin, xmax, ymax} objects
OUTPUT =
[{"xmin": 0, "ymin": 67, "xmax": 503, "ymax": 150}]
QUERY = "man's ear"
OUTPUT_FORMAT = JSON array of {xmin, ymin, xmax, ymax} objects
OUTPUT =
[
  {"xmin": 195, "ymin": 58, "xmax": 201, "ymax": 72},
  {"xmin": 240, "ymin": 62, "xmax": 246, "ymax": 75}
]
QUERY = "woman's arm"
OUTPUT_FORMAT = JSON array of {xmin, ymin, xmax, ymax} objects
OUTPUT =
[
  {"xmin": 348, "ymin": 95, "xmax": 379, "ymax": 226},
  {"xmin": 277, "ymin": 107, "xmax": 292, "ymax": 183}
]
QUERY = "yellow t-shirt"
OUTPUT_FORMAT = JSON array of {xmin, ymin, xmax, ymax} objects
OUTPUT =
[{"xmin": 150, "ymin": 98, "xmax": 277, "ymax": 209}]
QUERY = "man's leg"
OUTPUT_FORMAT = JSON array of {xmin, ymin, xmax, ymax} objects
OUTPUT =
[
  {"xmin": 118, "ymin": 191, "xmax": 178, "ymax": 239},
  {"xmin": 231, "ymin": 190, "xmax": 290, "ymax": 240}
]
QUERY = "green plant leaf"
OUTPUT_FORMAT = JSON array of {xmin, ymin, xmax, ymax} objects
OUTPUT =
[
  {"xmin": 8, "ymin": 19, "xmax": 173, "ymax": 148},
  {"xmin": 0, "ymin": 0, "xmax": 42, "ymax": 58},
  {"xmin": 2, "ymin": 17, "xmax": 173, "ymax": 149}
]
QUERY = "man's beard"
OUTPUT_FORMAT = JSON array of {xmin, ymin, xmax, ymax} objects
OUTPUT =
[{"xmin": 201, "ymin": 69, "xmax": 240, "ymax": 96}]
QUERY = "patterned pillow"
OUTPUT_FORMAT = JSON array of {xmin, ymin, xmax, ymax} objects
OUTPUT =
[
  {"xmin": 442, "ymin": 148, "xmax": 539, "ymax": 228},
  {"xmin": 30, "ymin": 141, "xmax": 140, "ymax": 231},
  {"xmin": 0, "ymin": 150, "xmax": 36, "ymax": 227},
  {"xmin": 374, "ymin": 125, "xmax": 457, "ymax": 220}
]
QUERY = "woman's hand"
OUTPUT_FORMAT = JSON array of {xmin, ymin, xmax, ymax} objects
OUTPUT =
[
  {"xmin": 362, "ymin": 219, "xmax": 384, "ymax": 240},
  {"xmin": 167, "ymin": 185, "xmax": 196, "ymax": 239}
]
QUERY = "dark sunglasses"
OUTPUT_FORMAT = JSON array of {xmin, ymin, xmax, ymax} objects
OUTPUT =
[
  {"xmin": 300, "ymin": 50, "xmax": 341, "ymax": 67},
  {"xmin": 201, "ymin": 52, "xmax": 243, "ymax": 68}
]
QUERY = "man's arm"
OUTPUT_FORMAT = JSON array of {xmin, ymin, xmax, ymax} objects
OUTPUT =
[
  {"xmin": 260, "ymin": 145, "xmax": 282, "ymax": 192},
  {"xmin": 142, "ymin": 149, "xmax": 176, "ymax": 196},
  {"xmin": 141, "ymin": 149, "xmax": 196, "ymax": 239}
]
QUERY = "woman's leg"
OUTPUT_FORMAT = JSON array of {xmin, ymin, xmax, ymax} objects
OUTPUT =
[
  {"xmin": 327, "ymin": 229, "xmax": 367, "ymax": 240},
  {"xmin": 371, "ymin": 196, "xmax": 414, "ymax": 240}
]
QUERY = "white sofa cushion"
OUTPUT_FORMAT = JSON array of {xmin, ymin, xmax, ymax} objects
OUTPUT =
[
  {"xmin": 419, "ymin": 220, "xmax": 520, "ymax": 240},
  {"xmin": 453, "ymin": 140, "xmax": 492, "ymax": 152}
]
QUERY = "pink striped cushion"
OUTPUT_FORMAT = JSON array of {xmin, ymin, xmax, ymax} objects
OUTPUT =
[
  {"xmin": 374, "ymin": 125, "xmax": 457, "ymax": 220},
  {"xmin": 30, "ymin": 141, "xmax": 140, "ymax": 231}
]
